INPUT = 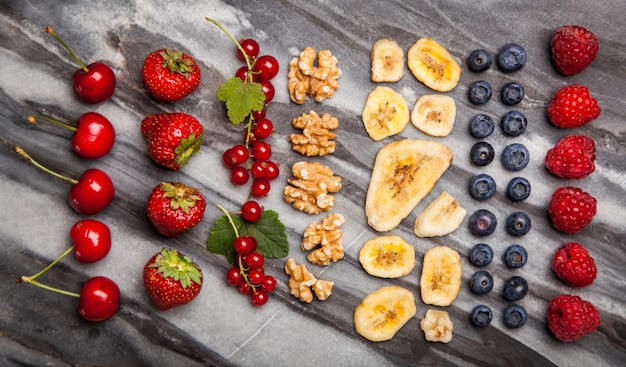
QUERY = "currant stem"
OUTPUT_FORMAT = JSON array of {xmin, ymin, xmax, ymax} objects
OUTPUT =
[
  {"xmin": 14, "ymin": 146, "xmax": 78, "ymax": 184},
  {"xmin": 28, "ymin": 115, "xmax": 77, "ymax": 132},
  {"xmin": 46, "ymin": 26, "xmax": 89, "ymax": 73},
  {"xmin": 204, "ymin": 17, "xmax": 254, "ymax": 77},
  {"xmin": 217, "ymin": 204, "xmax": 240, "ymax": 238},
  {"xmin": 17, "ymin": 246, "xmax": 80, "ymax": 298}
]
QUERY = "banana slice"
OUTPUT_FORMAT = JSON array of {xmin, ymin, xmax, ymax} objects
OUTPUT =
[
  {"xmin": 414, "ymin": 191, "xmax": 466, "ymax": 237},
  {"xmin": 407, "ymin": 38, "xmax": 462, "ymax": 92},
  {"xmin": 420, "ymin": 309, "xmax": 454, "ymax": 343},
  {"xmin": 411, "ymin": 94, "xmax": 456, "ymax": 137},
  {"xmin": 361, "ymin": 86, "xmax": 410, "ymax": 141},
  {"xmin": 420, "ymin": 246, "xmax": 462, "ymax": 306},
  {"xmin": 365, "ymin": 139, "xmax": 453, "ymax": 232},
  {"xmin": 371, "ymin": 38, "xmax": 405, "ymax": 82},
  {"xmin": 359, "ymin": 235, "xmax": 416, "ymax": 278},
  {"xmin": 354, "ymin": 286, "xmax": 416, "ymax": 342}
]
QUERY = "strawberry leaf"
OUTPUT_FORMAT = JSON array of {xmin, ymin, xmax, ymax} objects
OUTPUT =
[{"xmin": 216, "ymin": 77, "xmax": 265, "ymax": 125}]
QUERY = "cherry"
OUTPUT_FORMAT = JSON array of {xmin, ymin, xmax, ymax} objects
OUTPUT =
[
  {"xmin": 237, "ymin": 38, "xmax": 260, "ymax": 61},
  {"xmin": 241, "ymin": 200, "xmax": 263, "ymax": 222},
  {"xmin": 250, "ymin": 290, "xmax": 269, "ymax": 306},
  {"xmin": 252, "ymin": 55, "xmax": 279, "ymax": 81},
  {"xmin": 28, "ymin": 113, "xmax": 115, "ymax": 159},
  {"xmin": 46, "ymin": 27, "xmax": 116, "ymax": 104},
  {"xmin": 78, "ymin": 276, "xmax": 120, "ymax": 322},
  {"xmin": 70, "ymin": 219, "xmax": 111, "ymax": 263}
]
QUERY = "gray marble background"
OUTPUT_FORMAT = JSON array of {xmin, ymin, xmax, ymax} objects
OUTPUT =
[{"xmin": 1, "ymin": 1, "xmax": 625, "ymax": 366}]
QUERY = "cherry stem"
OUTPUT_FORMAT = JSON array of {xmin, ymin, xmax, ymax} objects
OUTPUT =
[
  {"xmin": 17, "ymin": 246, "xmax": 80, "ymax": 298},
  {"xmin": 217, "ymin": 204, "xmax": 240, "ymax": 238},
  {"xmin": 28, "ymin": 115, "xmax": 77, "ymax": 132},
  {"xmin": 46, "ymin": 26, "xmax": 89, "ymax": 73},
  {"xmin": 14, "ymin": 146, "xmax": 78, "ymax": 184}
]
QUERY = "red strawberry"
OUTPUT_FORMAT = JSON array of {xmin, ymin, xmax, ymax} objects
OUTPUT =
[
  {"xmin": 549, "ymin": 186, "xmax": 597, "ymax": 233},
  {"xmin": 551, "ymin": 25, "xmax": 599, "ymax": 76},
  {"xmin": 552, "ymin": 242, "xmax": 597, "ymax": 287},
  {"xmin": 547, "ymin": 84, "xmax": 601, "ymax": 128},
  {"xmin": 141, "ymin": 112, "xmax": 202, "ymax": 170},
  {"xmin": 146, "ymin": 182, "xmax": 206, "ymax": 237},
  {"xmin": 547, "ymin": 294, "xmax": 601, "ymax": 342},
  {"xmin": 142, "ymin": 48, "xmax": 201, "ymax": 102},
  {"xmin": 545, "ymin": 135, "xmax": 595, "ymax": 179},
  {"xmin": 143, "ymin": 248, "xmax": 203, "ymax": 311}
]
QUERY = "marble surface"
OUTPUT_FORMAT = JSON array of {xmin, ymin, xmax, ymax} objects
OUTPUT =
[{"xmin": 1, "ymin": 1, "xmax": 625, "ymax": 366}]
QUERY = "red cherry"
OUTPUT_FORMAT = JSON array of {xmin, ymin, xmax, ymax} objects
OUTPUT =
[
  {"xmin": 69, "ymin": 169, "xmax": 115, "ymax": 215},
  {"xmin": 70, "ymin": 219, "xmax": 111, "ymax": 263},
  {"xmin": 78, "ymin": 276, "xmax": 120, "ymax": 322}
]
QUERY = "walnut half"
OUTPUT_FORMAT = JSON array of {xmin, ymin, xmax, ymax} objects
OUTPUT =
[
  {"xmin": 301, "ymin": 213, "xmax": 345, "ymax": 266},
  {"xmin": 288, "ymin": 111, "xmax": 339, "ymax": 157},
  {"xmin": 288, "ymin": 47, "xmax": 342, "ymax": 104},
  {"xmin": 283, "ymin": 161, "xmax": 342, "ymax": 214},
  {"xmin": 285, "ymin": 258, "xmax": 334, "ymax": 303}
]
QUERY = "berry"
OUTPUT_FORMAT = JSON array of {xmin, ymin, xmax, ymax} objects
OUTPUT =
[
  {"xmin": 468, "ymin": 80, "xmax": 492, "ymax": 105},
  {"xmin": 230, "ymin": 167, "xmax": 250, "ymax": 185},
  {"xmin": 547, "ymin": 84, "xmax": 600, "ymax": 128},
  {"xmin": 241, "ymin": 200, "xmax": 263, "ymax": 223},
  {"xmin": 254, "ymin": 118, "xmax": 274, "ymax": 139},
  {"xmin": 264, "ymin": 161, "xmax": 280, "ymax": 180},
  {"xmin": 222, "ymin": 149, "xmax": 237, "ymax": 168},
  {"xmin": 260, "ymin": 81, "xmax": 275, "ymax": 104},
  {"xmin": 469, "ymin": 243, "xmax": 493, "ymax": 267},
  {"xmin": 253, "ymin": 55, "xmax": 280, "ymax": 81},
  {"xmin": 70, "ymin": 219, "xmax": 112, "ymax": 263},
  {"xmin": 238, "ymin": 282, "xmax": 253, "ymax": 295},
  {"xmin": 226, "ymin": 267, "xmax": 244, "ymax": 286},
  {"xmin": 469, "ymin": 173, "xmax": 496, "ymax": 201},
  {"xmin": 470, "ymin": 305, "xmax": 493, "ymax": 327},
  {"xmin": 228, "ymin": 144, "xmax": 250, "ymax": 165},
  {"xmin": 469, "ymin": 209, "xmax": 497, "ymax": 236},
  {"xmin": 244, "ymin": 251, "xmax": 265, "ymax": 269},
  {"xmin": 146, "ymin": 182, "xmax": 206, "ymax": 237},
  {"xmin": 552, "ymin": 242, "xmax": 597, "ymax": 287},
  {"xmin": 502, "ymin": 143, "xmax": 530, "ymax": 171},
  {"xmin": 467, "ymin": 49, "xmax": 492, "ymax": 72},
  {"xmin": 250, "ymin": 161, "xmax": 268, "ymax": 179},
  {"xmin": 503, "ymin": 304, "xmax": 527, "ymax": 328},
  {"xmin": 260, "ymin": 275, "xmax": 276, "ymax": 292},
  {"xmin": 501, "ymin": 82, "xmax": 525, "ymax": 105},
  {"xmin": 235, "ymin": 65, "xmax": 254, "ymax": 81},
  {"xmin": 470, "ymin": 141, "xmax": 495, "ymax": 166},
  {"xmin": 233, "ymin": 236, "xmax": 257, "ymax": 255},
  {"xmin": 506, "ymin": 177, "xmax": 531, "ymax": 202},
  {"xmin": 547, "ymin": 294, "xmax": 601, "ymax": 341},
  {"xmin": 470, "ymin": 270, "xmax": 494, "ymax": 295},
  {"xmin": 551, "ymin": 25, "xmax": 599, "ymax": 76},
  {"xmin": 469, "ymin": 114, "xmax": 495, "ymax": 138},
  {"xmin": 141, "ymin": 112, "xmax": 203, "ymax": 170},
  {"xmin": 142, "ymin": 48, "xmax": 201, "ymax": 102},
  {"xmin": 247, "ymin": 268, "xmax": 265, "ymax": 285},
  {"xmin": 250, "ymin": 290, "xmax": 269, "ymax": 306},
  {"xmin": 502, "ymin": 276, "xmax": 528, "ymax": 301},
  {"xmin": 545, "ymin": 135, "xmax": 596, "ymax": 179},
  {"xmin": 78, "ymin": 276, "xmax": 121, "ymax": 322},
  {"xmin": 505, "ymin": 211, "xmax": 531, "ymax": 237},
  {"xmin": 549, "ymin": 186, "xmax": 597, "ymax": 233},
  {"xmin": 497, "ymin": 43, "xmax": 526, "ymax": 72},
  {"xmin": 237, "ymin": 38, "xmax": 260, "ymax": 61},
  {"xmin": 501, "ymin": 111, "xmax": 527, "ymax": 137},
  {"xmin": 251, "ymin": 179, "xmax": 270, "ymax": 197},
  {"xmin": 503, "ymin": 244, "xmax": 528, "ymax": 268},
  {"xmin": 251, "ymin": 141, "xmax": 272, "ymax": 161}
]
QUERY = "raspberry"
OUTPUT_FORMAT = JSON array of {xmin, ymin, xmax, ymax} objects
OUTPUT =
[
  {"xmin": 552, "ymin": 242, "xmax": 597, "ymax": 287},
  {"xmin": 549, "ymin": 187, "xmax": 597, "ymax": 233},
  {"xmin": 551, "ymin": 25, "xmax": 599, "ymax": 76},
  {"xmin": 547, "ymin": 294, "xmax": 601, "ymax": 342},
  {"xmin": 545, "ymin": 135, "xmax": 595, "ymax": 179},
  {"xmin": 547, "ymin": 84, "xmax": 600, "ymax": 128}
]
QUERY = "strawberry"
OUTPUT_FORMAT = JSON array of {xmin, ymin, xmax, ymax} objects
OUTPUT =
[
  {"xmin": 545, "ymin": 135, "xmax": 595, "ymax": 179},
  {"xmin": 143, "ymin": 248, "xmax": 203, "ymax": 311},
  {"xmin": 547, "ymin": 294, "xmax": 601, "ymax": 342},
  {"xmin": 551, "ymin": 25, "xmax": 599, "ymax": 76},
  {"xmin": 146, "ymin": 182, "xmax": 206, "ymax": 237},
  {"xmin": 141, "ymin": 112, "xmax": 202, "ymax": 170},
  {"xmin": 547, "ymin": 84, "xmax": 600, "ymax": 128},
  {"xmin": 549, "ymin": 186, "xmax": 597, "ymax": 234},
  {"xmin": 552, "ymin": 242, "xmax": 597, "ymax": 287},
  {"xmin": 142, "ymin": 48, "xmax": 201, "ymax": 102}
]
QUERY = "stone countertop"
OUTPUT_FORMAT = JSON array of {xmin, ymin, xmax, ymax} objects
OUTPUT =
[{"xmin": 1, "ymin": 1, "xmax": 625, "ymax": 366}]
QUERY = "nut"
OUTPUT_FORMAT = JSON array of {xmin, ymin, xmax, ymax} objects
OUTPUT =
[
  {"xmin": 301, "ymin": 213, "xmax": 345, "ymax": 265},
  {"xmin": 283, "ymin": 161, "xmax": 342, "ymax": 214},
  {"xmin": 288, "ymin": 111, "xmax": 339, "ymax": 156},
  {"xmin": 285, "ymin": 258, "xmax": 334, "ymax": 303},
  {"xmin": 288, "ymin": 47, "xmax": 342, "ymax": 104}
]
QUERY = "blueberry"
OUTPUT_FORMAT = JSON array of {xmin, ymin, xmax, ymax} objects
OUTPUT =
[
  {"xmin": 470, "ymin": 142, "xmax": 495, "ymax": 166},
  {"xmin": 503, "ymin": 275, "xmax": 528, "ymax": 301},
  {"xmin": 469, "ymin": 174, "xmax": 496, "ymax": 200},
  {"xmin": 506, "ymin": 177, "xmax": 531, "ymax": 202},
  {"xmin": 470, "ymin": 305, "xmax": 493, "ymax": 328},
  {"xmin": 467, "ymin": 49, "xmax": 492, "ymax": 72},
  {"xmin": 470, "ymin": 270, "xmax": 494, "ymax": 295},
  {"xmin": 503, "ymin": 244, "xmax": 528, "ymax": 268},
  {"xmin": 468, "ymin": 80, "xmax": 492, "ymax": 105},
  {"xmin": 501, "ymin": 82, "xmax": 525, "ymax": 105},
  {"xmin": 505, "ymin": 211, "xmax": 531, "ymax": 236},
  {"xmin": 469, "ymin": 114, "xmax": 495, "ymax": 138},
  {"xmin": 501, "ymin": 143, "xmax": 530, "ymax": 171},
  {"xmin": 497, "ymin": 43, "xmax": 526, "ymax": 73},
  {"xmin": 469, "ymin": 243, "xmax": 494, "ymax": 267},
  {"xmin": 469, "ymin": 209, "xmax": 497, "ymax": 236},
  {"xmin": 501, "ymin": 110, "xmax": 527, "ymax": 137},
  {"xmin": 503, "ymin": 304, "xmax": 527, "ymax": 328}
]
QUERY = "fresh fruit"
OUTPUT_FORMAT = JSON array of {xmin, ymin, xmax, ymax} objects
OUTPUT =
[
  {"xmin": 545, "ymin": 134, "xmax": 596, "ymax": 179},
  {"xmin": 549, "ymin": 186, "xmax": 597, "ymax": 233},
  {"xmin": 410, "ymin": 94, "xmax": 456, "ymax": 137},
  {"xmin": 420, "ymin": 245, "xmax": 462, "ymax": 306},
  {"xmin": 353, "ymin": 286, "xmax": 416, "ymax": 342},
  {"xmin": 420, "ymin": 309, "xmax": 454, "ymax": 343},
  {"xmin": 407, "ymin": 37, "xmax": 462, "ymax": 92},
  {"xmin": 469, "ymin": 114, "xmax": 495, "ymax": 138},
  {"xmin": 370, "ymin": 38, "xmax": 404, "ymax": 82},
  {"xmin": 143, "ymin": 249, "xmax": 203, "ymax": 311},
  {"xmin": 469, "ymin": 209, "xmax": 497, "ymax": 236},
  {"xmin": 470, "ymin": 305, "xmax": 493, "ymax": 327},
  {"xmin": 141, "ymin": 112, "xmax": 203, "ymax": 170},
  {"xmin": 467, "ymin": 49, "xmax": 492, "ymax": 72},
  {"xmin": 358, "ymin": 235, "xmax": 416, "ymax": 278},
  {"xmin": 551, "ymin": 25, "xmax": 599, "ymax": 76},
  {"xmin": 470, "ymin": 270, "xmax": 494, "ymax": 295},
  {"xmin": 506, "ymin": 177, "xmax": 531, "ymax": 202},
  {"xmin": 142, "ymin": 48, "xmax": 201, "ymax": 102},
  {"xmin": 547, "ymin": 84, "xmax": 600, "ymax": 128},
  {"xmin": 502, "ymin": 275, "xmax": 528, "ymax": 301},
  {"xmin": 505, "ymin": 211, "xmax": 531, "ymax": 236},
  {"xmin": 46, "ymin": 26, "xmax": 116, "ymax": 104},
  {"xmin": 366, "ymin": 139, "xmax": 453, "ymax": 232},
  {"xmin": 502, "ymin": 143, "xmax": 530, "ymax": 171},
  {"xmin": 552, "ymin": 242, "xmax": 597, "ymax": 287},
  {"xmin": 146, "ymin": 182, "xmax": 206, "ymax": 237},
  {"xmin": 503, "ymin": 244, "xmax": 528, "ymax": 268},
  {"xmin": 469, "ymin": 243, "xmax": 493, "ymax": 267},
  {"xmin": 78, "ymin": 276, "xmax": 121, "ymax": 322},
  {"xmin": 361, "ymin": 86, "xmax": 410, "ymax": 141},
  {"xmin": 501, "ymin": 110, "xmax": 527, "ymax": 137},
  {"xmin": 70, "ymin": 219, "xmax": 111, "ymax": 263},
  {"xmin": 469, "ymin": 173, "xmax": 496, "ymax": 201},
  {"xmin": 503, "ymin": 304, "xmax": 527, "ymax": 328},
  {"xmin": 237, "ymin": 38, "xmax": 260, "ymax": 61},
  {"xmin": 413, "ymin": 191, "xmax": 466, "ymax": 237},
  {"xmin": 28, "ymin": 113, "xmax": 115, "ymax": 159},
  {"xmin": 547, "ymin": 294, "xmax": 601, "ymax": 341},
  {"xmin": 496, "ymin": 43, "xmax": 526, "ymax": 72},
  {"xmin": 241, "ymin": 200, "xmax": 263, "ymax": 223},
  {"xmin": 468, "ymin": 80, "xmax": 492, "ymax": 105},
  {"xmin": 501, "ymin": 82, "xmax": 525, "ymax": 105},
  {"xmin": 252, "ymin": 55, "xmax": 279, "ymax": 81},
  {"xmin": 470, "ymin": 141, "xmax": 495, "ymax": 166},
  {"xmin": 233, "ymin": 236, "xmax": 257, "ymax": 255}
]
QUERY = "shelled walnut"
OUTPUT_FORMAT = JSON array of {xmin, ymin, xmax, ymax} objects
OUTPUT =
[
  {"xmin": 288, "ymin": 47, "xmax": 341, "ymax": 104},
  {"xmin": 288, "ymin": 111, "xmax": 339, "ymax": 156},
  {"xmin": 285, "ymin": 258, "xmax": 334, "ymax": 303},
  {"xmin": 283, "ymin": 161, "xmax": 342, "ymax": 214},
  {"xmin": 301, "ymin": 213, "xmax": 345, "ymax": 265}
]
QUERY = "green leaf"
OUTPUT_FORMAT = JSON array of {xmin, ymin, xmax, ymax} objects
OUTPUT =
[
  {"xmin": 216, "ymin": 77, "xmax": 266, "ymax": 125},
  {"xmin": 207, "ymin": 209, "xmax": 289, "ymax": 264}
]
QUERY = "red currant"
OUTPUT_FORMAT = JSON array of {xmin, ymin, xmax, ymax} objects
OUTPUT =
[
  {"xmin": 241, "ymin": 200, "xmax": 263, "ymax": 222},
  {"xmin": 253, "ymin": 55, "xmax": 279, "ymax": 81},
  {"xmin": 250, "ymin": 161, "xmax": 268, "ymax": 179},
  {"xmin": 254, "ymin": 118, "xmax": 274, "ymax": 139},
  {"xmin": 238, "ymin": 282, "xmax": 253, "ymax": 295},
  {"xmin": 260, "ymin": 81, "xmax": 275, "ymax": 104},
  {"xmin": 251, "ymin": 179, "xmax": 270, "ymax": 197},
  {"xmin": 265, "ymin": 161, "xmax": 279, "ymax": 180},
  {"xmin": 250, "ymin": 290, "xmax": 269, "ymax": 306},
  {"xmin": 247, "ymin": 268, "xmax": 265, "ymax": 285},
  {"xmin": 244, "ymin": 129, "xmax": 258, "ymax": 145},
  {"xmin": 229, "ymin": 144, "xmax": 249, "ymax": 165},
  {"xmin": 233, "ymin": 236, "xmax": 257, "ymax": 255},
  {"xmin": 235, "ymin": 65, "xmax": 253, "ymax": 81},
  {"xmin": 251, "ymin": 141, "xmax": 272, "ymax": 161},
  {"xmin": 244, "ymin": 251, "xmax": 265, "ymax": 269},
  {"xmin": 222, "ymin": 149, "xmax": 237, "ymax": 168},
  {"xmin": 237, "ymin": 38, "xmax": 260, "ymax": 61},
  {"xmin": 260, "ymin": 275, "xmax": 276, "ymax": 293},
  {"xmin": 230, "ymin": 166, "xmax": 249, "ymax": 185},
  {"xmin": 251, "ymin": 108, "xmax": 266, "ymax": 120},
  {"xmin": 226, "ymin": 267, "xmax": 243, "ymax": 286}
]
